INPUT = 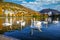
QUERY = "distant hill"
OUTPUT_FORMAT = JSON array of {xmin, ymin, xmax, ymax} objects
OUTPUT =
[
  {"xmin": 0, "ymin": 2, "xmax": 41, "ymax": 17},
  {"xmin": 39, "ymin": 9, "xmax": 60, "ymax": 14}
]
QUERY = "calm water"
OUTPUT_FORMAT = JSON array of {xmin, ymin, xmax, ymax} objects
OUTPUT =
[
  {"xmin": 0, "ymin": 17, "xmax": 31, "ymax": 33},
  {"xmin": 0, "ymin": 17, "xmax": 60, "ymax": 40}
]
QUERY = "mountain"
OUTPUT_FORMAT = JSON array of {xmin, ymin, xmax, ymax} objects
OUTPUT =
[
  {"xmin": 39, "ymin": 9, "xmax": 60, "ymax": 14},
  {"xmin": 0, "ymin": 2, "xmax": 41, "ymax": 17}
]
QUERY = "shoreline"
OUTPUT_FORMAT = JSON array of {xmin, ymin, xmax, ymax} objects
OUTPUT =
[{"xmin": 0, "ymin": 34, "xmax": 19, "ymax": 40}]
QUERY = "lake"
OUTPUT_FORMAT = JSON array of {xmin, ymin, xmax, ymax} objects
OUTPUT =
[{"xmin": 0, "ymin": 17, "xmax": 60, "ymax": 40}]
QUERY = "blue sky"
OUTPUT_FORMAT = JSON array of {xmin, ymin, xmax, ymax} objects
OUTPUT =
[{"xmin": 4, "ymin": 0, "xmax": 60, "ymax": 11}]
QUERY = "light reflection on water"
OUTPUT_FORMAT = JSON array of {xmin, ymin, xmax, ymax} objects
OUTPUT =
[
  {"xmin": 0, "ymin": 17, "xmax": 29, "ymax": 33},
  {"xmin": 0, "ymin": 17, "xmax": 60, "ymax": 34}
]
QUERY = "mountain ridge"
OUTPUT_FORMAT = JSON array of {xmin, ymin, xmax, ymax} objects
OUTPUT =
[
  {"xmin": 0, "ymin": 2, "xmax": 41, "ymax": 17},
  {"xmin": 39, "ymin": 9, "xmax": 60, "ymax": 14}
]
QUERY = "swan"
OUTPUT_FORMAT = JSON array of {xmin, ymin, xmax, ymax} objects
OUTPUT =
[
  {"xmin": 21, "ymin": 21, "xmax": 26, "ymax": 26},
  {"xmin": 43, "ymin": 21, "xmax": 48, "ymax": 25},
  {"xmin": 16, "ymin": 21, "xmax": 20, "ymax": 24},
  {"xmin": 53, "ymin": 21, "xmax": 59, "ymax": 24},
  {"xmin": 30, "ymin": 18, "xmax": 42, "ymax": 35},
  {"xmin": 31, "ymin": 20, "xmax": 42, "ymax": 31},
  {"xmin": 34, "ymin": 21, "xmax": 42, "ymax": 28},
  {"xmin": 2, "ymin": 22, "xmax": 12, "ymax": 26}
]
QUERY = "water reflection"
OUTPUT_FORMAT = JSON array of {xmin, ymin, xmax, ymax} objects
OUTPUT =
[
  {"xmin": 30, "ymin": 18, "xmax": 42, "ymax": 35},
  {"xmin": 2, "ymin": 17, "xmax": 12, "ymax": 26},
  {"xmin": 0, "ymin": 17, "xmax": 60, "ymax": 34},
  {"xmin": 0, "ymin": 17, "xmax": 27, "ymax": 33},
  {"xmin": 43, "ymin": 18, "xmax": 48, "ymax": 28},
  {"xmin": 48, "ymin": 17, "xmax": 52, "ymax": 23},
  {"xmin": 53, "ymin": 18, "xmax": 59, "ymax": 24}
]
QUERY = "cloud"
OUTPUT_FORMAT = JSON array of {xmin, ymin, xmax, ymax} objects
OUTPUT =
[
  {"xmin": 35, "ymin": 0, "xmax": 60, "ymax": 4},
  {"xmin": 5, "ymin": 0, "xmax": 60, "ymax": 11},
  {"xmin": 21, "ymin": 0, "xmax": 60, "ymax": 11},
  {"xmin": 53, "ymin": 5, "xmax": 60, "ymax": 11}
]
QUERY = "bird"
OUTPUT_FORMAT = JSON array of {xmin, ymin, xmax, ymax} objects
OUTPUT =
[
  {"xmin": 43, "ymin": 21, "xmax": 48, "ymax": 25},
  {"xmin": 30, "ymin": 18, "xmax": 42, "ymax": 35},
  {"xmin": 30, "ymin": 20, "xmax": 42, "ymax": 31},
  {"xmin": 16, "ymin": 21, "xmax": 20, "ymax": 24},
  {"xmin": 2, "ymin": 23, "xmax": 12, "ymax": 26},
  {"xmin": 20, "ymin": 21, "xmax": 26, "ymax": 27},
  {"xmin": 53, "ymin": 21, "xmax": 59, "ymax": 24}
]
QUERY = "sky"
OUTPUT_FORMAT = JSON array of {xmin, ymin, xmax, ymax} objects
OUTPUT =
[{"xmin": 4, "ymin": 0, "xmax": 60, "ymax": 11}]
